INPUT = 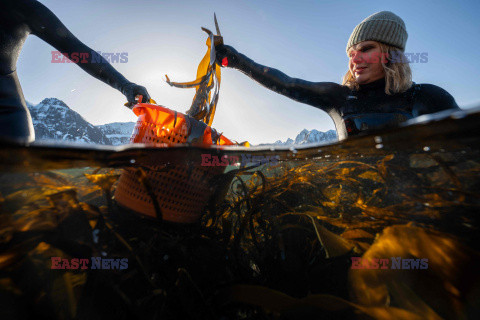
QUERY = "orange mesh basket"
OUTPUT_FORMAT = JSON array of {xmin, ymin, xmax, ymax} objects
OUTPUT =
[{"xmin": 114, "ymin": 103, "xmax": 234, "ymax": 223}]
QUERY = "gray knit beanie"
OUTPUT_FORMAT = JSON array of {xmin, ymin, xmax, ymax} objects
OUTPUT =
[{"xmin": 346, "ymin": 11, "xmax": 408, "ymax": 52}]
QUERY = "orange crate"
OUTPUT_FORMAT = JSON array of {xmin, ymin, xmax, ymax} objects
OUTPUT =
[{"xmin": 114, "ymin": 103, "xmax": 233, "ymax": 223}]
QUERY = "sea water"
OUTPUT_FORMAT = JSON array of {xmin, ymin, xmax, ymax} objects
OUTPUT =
[{"xmin": 0, "ymin": 108, "xmax": 479, "ymax": 319}]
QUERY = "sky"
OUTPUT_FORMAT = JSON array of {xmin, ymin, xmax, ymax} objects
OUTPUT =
[{"xmin": 17, "ymin": 0, "xmax": 480, "ymax": 145}]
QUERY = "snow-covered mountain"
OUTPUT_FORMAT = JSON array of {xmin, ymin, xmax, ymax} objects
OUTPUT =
[
  {"xmin": 28, "ymin": 98, "xmax": 136, "ymax": 145},
  {"xmin": 97, "ymin": 122, "xmax": 135, "ymax": 145},
  {"xmin": 268, "ymin": 129, "xmax": 337, "ymax": 146},
  {"xmin": 28, "ymin": 98, "xmax": 111, "ymax": 144}
]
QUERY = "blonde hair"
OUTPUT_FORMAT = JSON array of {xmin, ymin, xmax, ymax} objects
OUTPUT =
[{"xmin": 342, "ymin": 42, "xmax": 412, "ymax": 95}]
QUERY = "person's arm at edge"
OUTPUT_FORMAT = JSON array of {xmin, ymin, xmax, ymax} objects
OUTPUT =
[
  {"xmin": 216, "ymin": 44, "xmax": 346, "ymax": 112},
  {"xmin": 21, "ymin": 0, "xmax": 150, "ymax": 104}
]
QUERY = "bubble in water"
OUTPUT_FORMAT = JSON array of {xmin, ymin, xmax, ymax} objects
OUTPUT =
[
  {"xmin": 423, "ymin": 146, "xmax": 430, "ymax": 152},
  {"xmin": 375, "ymin": 144, "xmax": 384, "ymax": 149},
  {"xmin": 451, "ymin": 110, "xmax": 467, "ymax": 119},
  {"xmin": 374, "ymin": 136, "xmax": 382, "ymax": 143},
  {"xmin": 93, "ymin": 229, "xmax": 100, "ymax": 244}
]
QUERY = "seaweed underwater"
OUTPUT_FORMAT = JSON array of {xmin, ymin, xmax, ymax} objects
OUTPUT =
[{"xmin": 0, "ymin": 108, "xmax": 480, "ymax": 319}]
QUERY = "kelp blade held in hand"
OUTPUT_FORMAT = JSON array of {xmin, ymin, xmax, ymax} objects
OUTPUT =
[{"xmin": 165, "ymin": 26, "xmax": 222, "ymax": 127}]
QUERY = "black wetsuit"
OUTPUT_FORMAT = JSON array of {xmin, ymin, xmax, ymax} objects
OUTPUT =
[
  {"xmin": 0, "ymin": 0, "xmax": 150, "ymax": 142},
  {"xmin": 216, "ymin": 45, "xmax": 460, "ymax": 140}
]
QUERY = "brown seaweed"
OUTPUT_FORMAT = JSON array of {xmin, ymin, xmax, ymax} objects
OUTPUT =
[{"xmin": 0, "ymin": 109, "xmax": 480, "ymax": 319}]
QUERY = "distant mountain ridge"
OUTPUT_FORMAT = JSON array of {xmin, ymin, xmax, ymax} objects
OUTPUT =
[
  {"xmin": 97, "ymin": 122, "xmax": 135, "ymax": 145},
  {"xmin": 28, "ymin": 98, "xmax": 111, "ymax": 144},
  {"xmin": 271, "ymin": 129, "xmax": 337, "ymax": 146},
  {"xmin": 27, "ymin": 98, "xmax": 134, "ymax": 145},
  {"xmin": 27, "ymin": 98, "xmax": 337, "ymax": 146}
]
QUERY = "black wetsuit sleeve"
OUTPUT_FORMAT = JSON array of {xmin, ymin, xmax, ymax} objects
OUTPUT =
[
  {"xmin": 217, "ymin": 45, "xmax": 346, "ymax": 112},
  {"xmin": 413, "ymin": 84, "xmax": 461, "ymax": 116},
  {"xmin": 21, "ymin": 0, "xmax": 129, "ymax": 91}
]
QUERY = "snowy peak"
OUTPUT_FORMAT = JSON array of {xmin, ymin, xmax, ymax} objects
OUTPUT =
[
  {"xmin": 273, "ymin": 129, "xmax": 337, "ymax": 146},
  {"xmin": 98, "ymin": 122, "xmax": 135, "ymax": 145},
  {"xmin": 28, "ymin": 99, "xmax": 111, "ymax": 144},
  {"xmin": 36, "ymin": 98, "xmax": 71, "ymax": 109},
  {"xmin": 304, "ymin": 129, "xmax": 337, "ymax": 144},
  {"xmin": 27, "ymin": 98, "xmax": 136, "ymax": 145},
  {"xmin": 98, "ymin": 122, "xmax": 135, "ymax": 135},
  {"xmin": 31, "ymin": 98, "xmax": 71, "ymax": 121},
  {"xmin": 295, "ymin": 129, "xmax": 310, "ymax": 144}
]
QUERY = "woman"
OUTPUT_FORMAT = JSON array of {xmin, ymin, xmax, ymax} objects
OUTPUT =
[
  {"xmin": 0, "ymin": 0, "xmax": 151, "ymax": 142},
  {"xmin": 215, "ymin": 11, "xmax": 460, "ymax": 140}
]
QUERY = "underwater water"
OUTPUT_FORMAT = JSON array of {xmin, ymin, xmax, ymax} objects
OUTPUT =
[{"xmin": 0, "ymin": 108, "xmax": 479, "ymax": 319}]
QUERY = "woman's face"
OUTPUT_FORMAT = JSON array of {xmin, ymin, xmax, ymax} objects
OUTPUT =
[{"xmin": 348, "ymin": 41, "xmax": 385, "ymax": 85}]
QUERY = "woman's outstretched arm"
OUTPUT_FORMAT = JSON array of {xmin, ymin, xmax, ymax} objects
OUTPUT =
[{"xmin": 216, "ymin": 44, "xmax": 348, "ymax": 112}]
